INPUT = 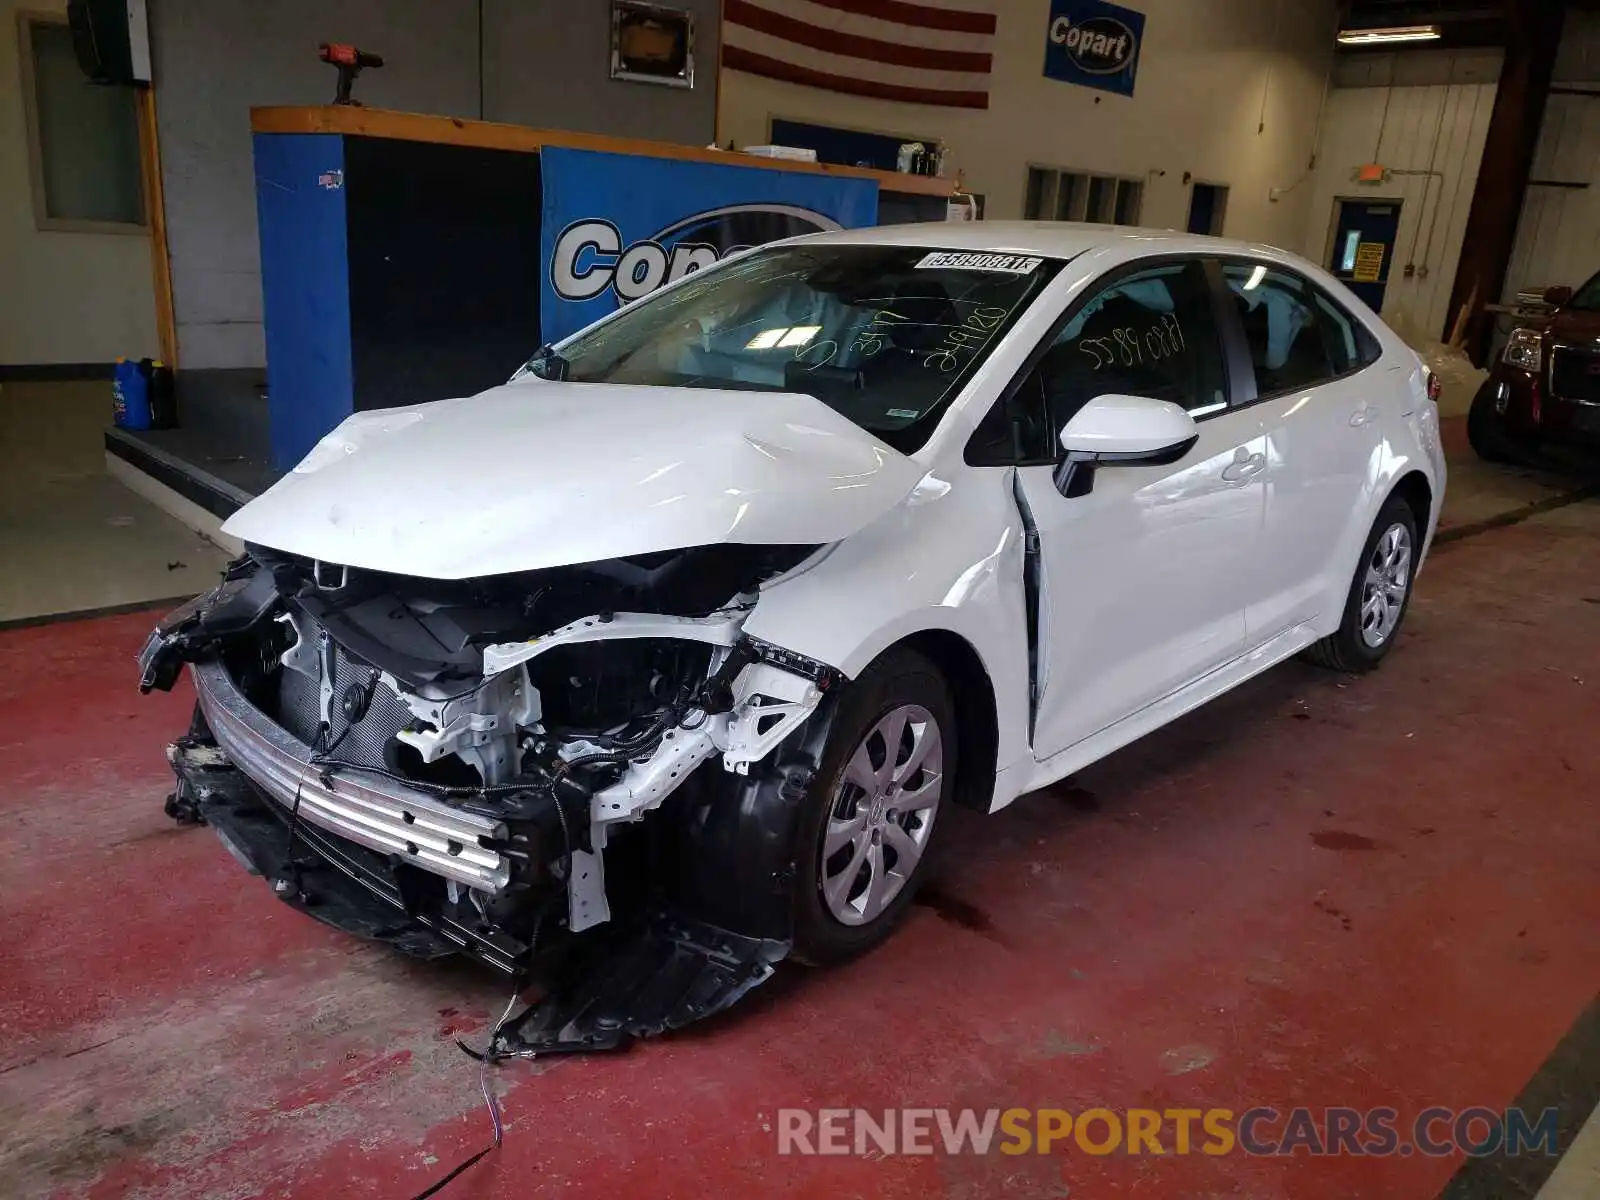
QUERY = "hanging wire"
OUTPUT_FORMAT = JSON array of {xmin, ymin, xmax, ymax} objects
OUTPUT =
[{"xmin": 410, "ymin": 910, "xmax": 549, "ymax": 1199}]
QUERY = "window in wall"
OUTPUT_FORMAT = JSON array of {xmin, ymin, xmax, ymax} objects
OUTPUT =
[
  {"xmin": 1340, "ymin": 230, "xmax": 1361, "ymax": 273},
  {"xmin": 1024, "ymin": 167, "xmax": 1143, "ymax": 226},
  {"xmin": 19, "ymin": 14, "xmax": 145, "ymax": 231},
  {"xmin": 1187, "ymin": 182, "xmax": 1229, "ymax": 236}
]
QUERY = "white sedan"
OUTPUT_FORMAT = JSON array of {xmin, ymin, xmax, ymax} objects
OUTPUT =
[{"xmin": 143, "ymin": 223, "xmax": 1444, "ymax": 1046}]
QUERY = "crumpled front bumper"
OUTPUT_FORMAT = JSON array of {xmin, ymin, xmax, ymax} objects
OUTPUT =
[
  {"xmin": 146, "ymin": 581, "xmax": 822, "ymax": 1045},
  {"xmin": 169, "ymin": 684, "xmax": 795, "ymax": 1034},
  {"xmin": 190, "ymin": 659, "xmax": 511, "ymax": 893}
]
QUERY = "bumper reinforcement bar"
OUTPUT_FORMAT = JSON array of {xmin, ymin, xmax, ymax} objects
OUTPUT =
[{"xmin": 191, "ymin": 660, "xmax": 511, "ymax": 893}]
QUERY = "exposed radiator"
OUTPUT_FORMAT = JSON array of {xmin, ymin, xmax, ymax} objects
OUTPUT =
[{"xmin": 275, "ymin": 629, "xmax": 415, "ymax": 769}]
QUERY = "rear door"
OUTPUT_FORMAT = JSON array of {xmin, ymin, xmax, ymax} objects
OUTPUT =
[{"xmin": 1218, "ymin": 261, "xmax": 1384, "ymax": 639}]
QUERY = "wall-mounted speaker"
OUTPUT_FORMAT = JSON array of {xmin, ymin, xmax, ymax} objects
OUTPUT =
[{"xmin": 66, "ymin": 0, "xmax": 150, "ymax": 85}]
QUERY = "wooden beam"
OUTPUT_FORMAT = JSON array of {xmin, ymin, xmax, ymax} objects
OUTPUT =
[
  {"xmin": 136, "ymin": 86, "xmax": 178, "ymax": 367},
  {"xmin": 1443, "ymin": 0, "xmax": 1565, "ymax": 364},
  {"xmin": 249, "ymin": 105, "xmax": 957, "ymax": 198}
]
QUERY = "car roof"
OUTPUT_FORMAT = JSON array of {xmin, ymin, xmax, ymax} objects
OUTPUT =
[{"xmin": 800, "ymin": 219, "xmax": 1296, "ymax": 264}]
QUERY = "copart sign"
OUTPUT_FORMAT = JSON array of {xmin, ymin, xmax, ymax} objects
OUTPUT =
[
  {"xmin": 539, "ymin": 147, "xmax": 879, "ymax": 343},
  {"xmin": 1043, "ymin": 0, "xmax": 1144, "ymax": 97}
]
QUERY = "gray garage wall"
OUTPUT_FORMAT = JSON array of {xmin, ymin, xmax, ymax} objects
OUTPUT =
[
  {"xmin": 149, "ymin": 0, "xmax": 720, "ymax": 371},
  {"xmin": 1305, "ymin": 49, "xmax": 1501, "ymax": 347},
  {"xmin": 483, "ymin": 0, "xmax": 720, "ymax": 143}
]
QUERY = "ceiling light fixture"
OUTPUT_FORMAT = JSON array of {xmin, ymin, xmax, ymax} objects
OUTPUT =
[{"xmin": 1336, "ymin": 24, "xmax": 1442, "ymax": 45}]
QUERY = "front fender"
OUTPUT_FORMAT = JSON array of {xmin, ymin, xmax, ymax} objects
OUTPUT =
[{"xmin": 742, "ymin": 468, "xmax": 1034, "ymax": 783}]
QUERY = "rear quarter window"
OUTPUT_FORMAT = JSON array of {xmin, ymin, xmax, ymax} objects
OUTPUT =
[
  {"xmin": 1222, "ymin": 262, "xmax": 1381, "ymax": 395},
  {"xmin": 1315, "ymin": 289, "xmax": 1382, "ymax": 373}
]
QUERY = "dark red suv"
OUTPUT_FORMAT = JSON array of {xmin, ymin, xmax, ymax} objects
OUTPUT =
[{"xmin": 1469, "ymin": 273, "xmax": 1600, "ymax": 462}]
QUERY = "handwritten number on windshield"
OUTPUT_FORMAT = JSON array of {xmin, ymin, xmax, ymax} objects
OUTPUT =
[
  {"xmin": 851, "ymin": 309, "xmax": 908, "ymax": 359},
  {"xmin": 794, "ymin": 340, "xmax": 840, "ymax": 371},
  {"xmin": 924, "ymin": 305, "xmax": 1010, "ymax": 374}
]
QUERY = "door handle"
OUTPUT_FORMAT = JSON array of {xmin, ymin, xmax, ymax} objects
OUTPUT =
[
  {"xmin": 1350, "ymin": 405, "xmax": 1378, "ymax": 427},
  {"xmin": 1221, "ymin": 452, "xmax": 1266, "ymax": 483}
]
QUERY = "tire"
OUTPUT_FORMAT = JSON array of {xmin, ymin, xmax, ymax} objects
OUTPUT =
[
  {"xmin": 791, "ymin": 647, "xmax": 954, "ymax": 965},
  {"xmin": 1304, "ymin": 495, "xmax": 1419, "ymax": 673},
  {"xmin": 1467, "ymin": 386, "xmax": 1515, "ymax": 464}
]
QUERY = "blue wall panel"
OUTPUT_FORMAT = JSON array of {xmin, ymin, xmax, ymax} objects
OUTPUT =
[
  {"xmin": 539, "ymin": 147, "xmax": 879, "ymax": 343},
  {"xmin": 253, "ymin": 133, "xmax": 353, "ymax": 471}
]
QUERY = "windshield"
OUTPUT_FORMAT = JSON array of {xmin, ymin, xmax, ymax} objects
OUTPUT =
[
  {"xmin": 520, "ymin": 244, "xmax": 1061, "ymax": 453},
  {"xmin": 1569, "ymin": 270, "xmax": 1600, "ymax": 312}
]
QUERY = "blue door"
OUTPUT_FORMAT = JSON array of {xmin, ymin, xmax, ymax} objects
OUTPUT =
[{"xmin": 1328, "ymin": 199, "xmax": 1401, "ymax": 313}]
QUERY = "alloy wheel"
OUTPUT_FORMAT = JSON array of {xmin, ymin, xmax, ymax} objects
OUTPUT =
[
  {"xmin": 819, "ymin": 703, "xmax": 944, "ymax": 927},
  {"xmin": 1359, "ymin": 522, "xmax": 1413, "ymax": 648}
]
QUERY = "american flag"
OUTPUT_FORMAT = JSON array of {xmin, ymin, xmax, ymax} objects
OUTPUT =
[{"xmin": 723, "ymin": 0, "xmax": 998, "ymax": 110}]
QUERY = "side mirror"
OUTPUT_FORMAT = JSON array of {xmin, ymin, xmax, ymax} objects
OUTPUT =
[
  {"xmin": 1054, "ymin": 394, "xmax": 1200, "ymax": 498},
  {"xmin": 1544, "ymin": 285, "xmax": 1574, "ymax": 309}
]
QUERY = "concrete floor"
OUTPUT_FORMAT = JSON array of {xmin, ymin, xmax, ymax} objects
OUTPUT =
[
  {"xmin": 1, "ymin": 424, "xmax": 1597, "ymax": 1199},
  {"xmin": 0, "ymin": 381, "xmax": 229, "ymax": 625},
  {"xmin": 1541, "ymin": 1104, "xmax": 1600, "ymax": 1200}
]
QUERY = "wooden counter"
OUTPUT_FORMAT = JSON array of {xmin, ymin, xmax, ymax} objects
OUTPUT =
[{"xmin": 249, "ymin": 105, "xmax": 956, "ymax": 199}]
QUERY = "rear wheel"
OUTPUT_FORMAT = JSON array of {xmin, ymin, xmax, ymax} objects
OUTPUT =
[
  {"xmin": 1305, "ymin": 496, "xmax": 1418, "ymax": 673},
  {"xmin": 791, "ymin": 647, "xmax": 952, "ymax": 965}
]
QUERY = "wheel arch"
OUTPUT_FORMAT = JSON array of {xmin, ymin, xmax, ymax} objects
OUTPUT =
[
  {"xmin": 1391, "ymin": 468, "xmax": 1434, "ymax": 536},
  {"xmin": 895, "ymin": 628, "xmax": 999, "ymax": 814},
  {"xmin": 745, "ymin": 589, "xmax": 1033, "ymax": 800}
]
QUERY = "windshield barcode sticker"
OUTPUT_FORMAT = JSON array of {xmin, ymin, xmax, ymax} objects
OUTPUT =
[{"xmin": 915, "ymin": 251, "xmax": 1044, "ymax": 274}]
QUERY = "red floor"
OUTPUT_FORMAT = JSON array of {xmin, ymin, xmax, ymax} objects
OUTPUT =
[{"xmin": 3, "ymin": 499, "xmax": 1599, "ymax": 1199}]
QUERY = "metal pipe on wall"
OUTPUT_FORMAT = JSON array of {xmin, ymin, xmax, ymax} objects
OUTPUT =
[{"xmin": 1401, "ymin": 54, "xmax": 1453, "ymax": 274}]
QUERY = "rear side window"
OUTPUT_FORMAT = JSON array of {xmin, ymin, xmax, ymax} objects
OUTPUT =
[{"xmin": 1223, "ymin": 263, "xmax": 1378, "ymax": 394}]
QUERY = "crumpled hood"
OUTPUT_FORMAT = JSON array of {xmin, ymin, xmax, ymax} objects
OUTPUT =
[{"xmin": 222, "ymin": 380, "xmax": 925, "ymax": 579}]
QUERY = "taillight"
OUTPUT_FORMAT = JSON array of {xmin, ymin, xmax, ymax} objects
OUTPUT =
[{"xmin": 1425, "ymin": 368, "xmax": 1442, "ymax": 403}]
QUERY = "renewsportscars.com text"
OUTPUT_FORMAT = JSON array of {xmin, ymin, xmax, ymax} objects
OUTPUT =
[{"xmin": 774, "ymin": 1106, "xmax": 1560, "ymax": 1158}]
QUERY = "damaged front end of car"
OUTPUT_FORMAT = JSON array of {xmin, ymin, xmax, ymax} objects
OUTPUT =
[{"xmin": 139, "ymin": 540, "xmax": 841, "ymax": 1052}]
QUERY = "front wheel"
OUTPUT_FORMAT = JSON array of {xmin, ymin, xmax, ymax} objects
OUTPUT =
[
  {"xmin": 1305, "ymin": 496, "xmax": 1419, "ymax": 673},
  {"xmin": 791, "ymin": 647, "xmax": 953, "ymax": 965}
]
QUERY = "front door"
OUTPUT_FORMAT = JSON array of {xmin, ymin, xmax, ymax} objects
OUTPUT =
[
  {"xmin": 1013, "ymin": 259, "xmax": 1265, "ymax": 761},
  {"xmin": 1328, "ymin": 199, "xmax": 1401, "ymax": 313}
]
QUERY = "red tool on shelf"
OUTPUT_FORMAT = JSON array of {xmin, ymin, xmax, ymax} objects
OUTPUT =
[{"xmin": 319, "ymin": 43, "xmax": 383, "ymax": 106}]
